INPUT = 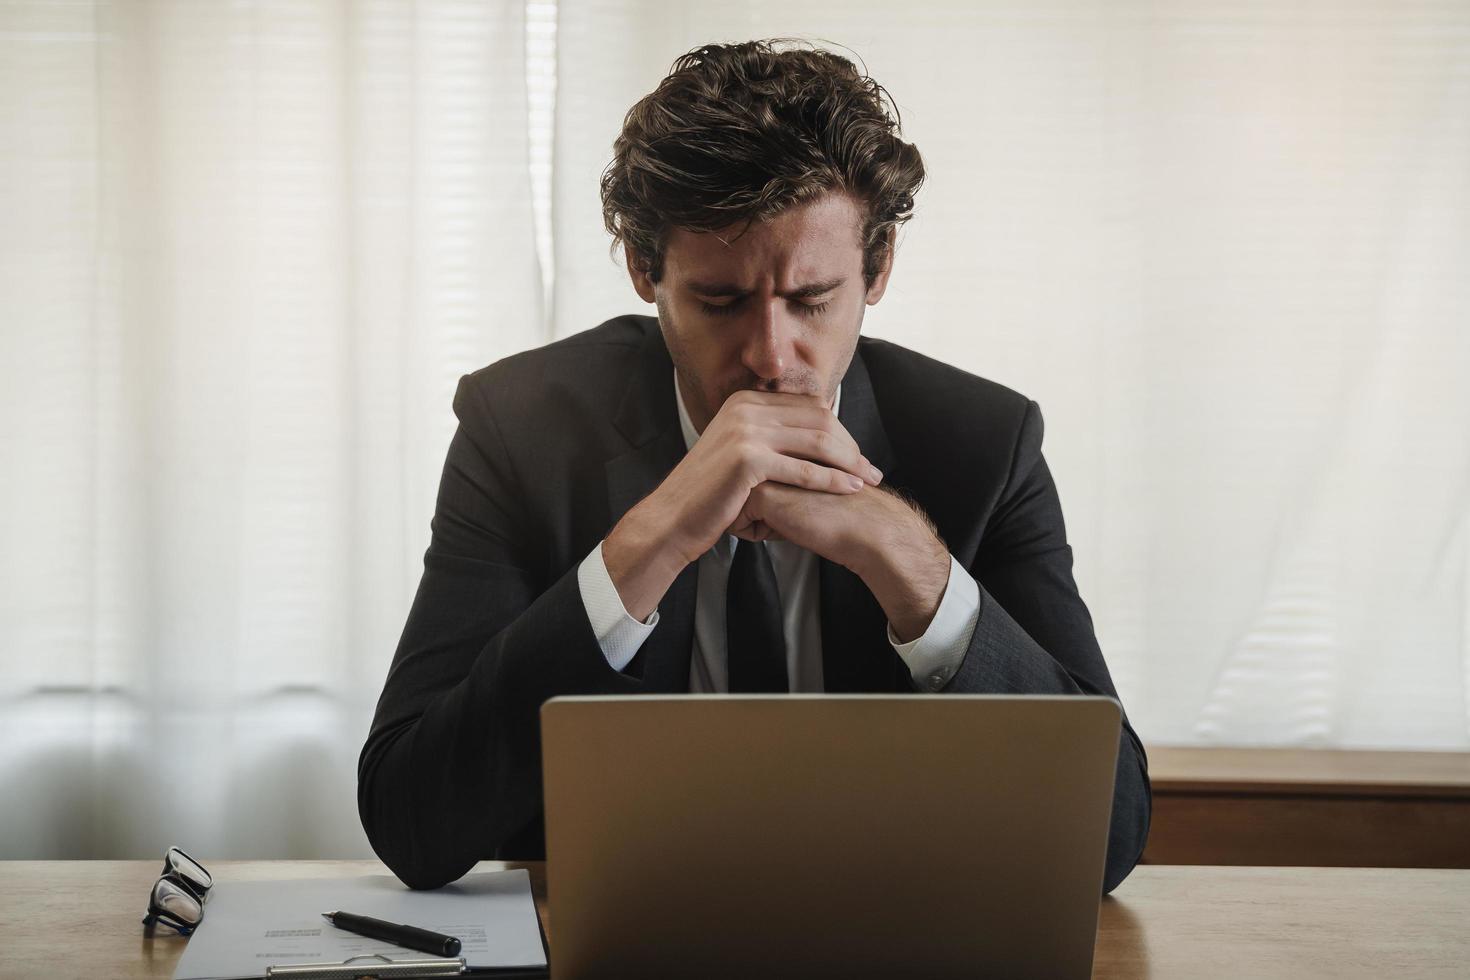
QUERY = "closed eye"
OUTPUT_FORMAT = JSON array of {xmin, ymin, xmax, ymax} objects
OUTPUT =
[{"xmin": 698, "ymin": 299, "xmax": 831, "ymax": 318}]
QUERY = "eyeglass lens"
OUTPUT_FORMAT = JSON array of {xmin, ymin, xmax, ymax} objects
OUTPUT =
[
  {"xmin": 167, "ymin": 847, "xmax": 211, "ymax": 891},
  {"xmin": 151, "ymin": 877, "xmax": 203, "ymax": 925}
]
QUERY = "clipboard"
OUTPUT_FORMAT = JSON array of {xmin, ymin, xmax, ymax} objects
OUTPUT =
[
  {"xmin": 264, "ymin": 953, "xmax": 466, "ymax": 978},
  {"xmin": 170, "ymin": 870, "xmax": 550, "ymax": 980}
]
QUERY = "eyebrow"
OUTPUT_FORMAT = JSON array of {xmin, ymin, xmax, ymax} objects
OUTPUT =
[{"xmin": 685, "ymin": 277, "xmax": 847, "ymax": 300}]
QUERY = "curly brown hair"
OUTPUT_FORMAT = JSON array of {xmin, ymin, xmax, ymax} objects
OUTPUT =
[{"xmin": 600, "ymin": 39, "xmax": 926, "ymax": 290}]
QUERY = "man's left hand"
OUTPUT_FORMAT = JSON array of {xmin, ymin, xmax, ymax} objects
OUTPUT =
[{"xmin": 728, "ymin": 482, "xmax": 951, "ymax": 643}]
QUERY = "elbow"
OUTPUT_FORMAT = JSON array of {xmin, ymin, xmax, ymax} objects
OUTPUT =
[
  {"xmin": 391, "ymin": 859, "xmax": 463, "ymax": 892},
  {"xmin": 358, "ymin": 724, "xmax": 457, "ymax": 890},
  {"xmin": 358, "ymin": 723, "xmax": 489, "ymax": 891},
  {"xmin": 358, "ymin": 767, "xmax": 465, "ymax": 891},
  {"xmin": 1102, "ymin": 843, "xmax": 1142, "ymax": 897},
  {"xmin": 1101, "ymin": 744, "xmax": 1152, "ymax": 896}
]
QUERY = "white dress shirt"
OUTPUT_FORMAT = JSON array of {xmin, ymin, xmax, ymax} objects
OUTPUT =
[{"xmin": 576, "ymin": 372, "xmax": 980, "ymax": 692}]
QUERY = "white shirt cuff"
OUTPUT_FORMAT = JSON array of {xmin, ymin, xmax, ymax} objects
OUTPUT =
[
  {"xmin": 577, "ymin": 539, "xmax": 660, "ymax": 673},
  {"xmin": 887, "ymin": 553, "xmax": 980, "ymax": 692}
]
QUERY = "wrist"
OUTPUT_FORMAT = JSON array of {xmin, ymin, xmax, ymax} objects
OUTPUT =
[
  {"xmin": 603, "ymin": 497, "xmax": 695, "ymax": 622},
  {"xmin": 855, "ymin": 508, "xmax": 950, "ymax": 644}
]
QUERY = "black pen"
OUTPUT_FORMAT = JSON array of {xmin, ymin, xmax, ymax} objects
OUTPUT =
[{"xmin": 321, "ymin": 910, "xmax": 462, "ymax": 957}]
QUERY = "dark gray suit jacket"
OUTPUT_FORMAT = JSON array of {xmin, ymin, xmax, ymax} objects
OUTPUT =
[{"xmin": 358, "ymin": 314, "xmax": 1152, "ymax": 893}]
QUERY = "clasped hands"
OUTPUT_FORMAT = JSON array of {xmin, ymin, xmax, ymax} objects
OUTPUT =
[{"xmin": 602, "ymin": 389, "xmax": 950, "ymax": 642}]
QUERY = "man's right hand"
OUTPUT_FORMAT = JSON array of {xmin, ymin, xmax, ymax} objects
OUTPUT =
[{"xmin": 600, "ymin": 389, "xmax": 882, "ymax": 622}]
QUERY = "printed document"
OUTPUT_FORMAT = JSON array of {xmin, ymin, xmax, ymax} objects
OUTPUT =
[{"xmin": 171, "ymin": 869, "xmax": 546, "ymax": 979}]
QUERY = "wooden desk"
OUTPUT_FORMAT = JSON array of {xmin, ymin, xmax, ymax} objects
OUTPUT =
[
  {"xmin": 3, "ymin": 860, "xmax": 1467, "ymax": 979},
  {"xmin": 1144, "ymin": 747, "xmax": 1470, "ymax": 867}
]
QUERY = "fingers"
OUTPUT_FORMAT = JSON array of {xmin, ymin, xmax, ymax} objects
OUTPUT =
[
  {"xmin": 715, "ymin": 391, "xmax": 882, "ymax": 490},
  {"xmin": 723, "ymin": 389, "xmax": 831, "ymax": 412},
  {"xmin": 767, "ymin": 425, "xmax": 883, "ymax": 486},
  {"xmin": 765, "ymin": 451, "xmax": 868, "ymax": 494},
  {"xmin": 730, "ymin": 396, "xmax": 842, "ymax": 437}
]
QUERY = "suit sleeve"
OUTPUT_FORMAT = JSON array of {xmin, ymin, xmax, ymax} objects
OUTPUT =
[
  {"xmin": 357, "ymin": 374, "xmax": 643, "ymax": 890},
  {"xmin": 943, "ymin": 399, "xmax": 1152, "ymax": 895}
]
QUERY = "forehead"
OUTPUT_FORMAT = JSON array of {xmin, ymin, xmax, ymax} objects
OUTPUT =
[{"xmin": 664, "ymin": 191, "xmax": 865, "ymax": 284}]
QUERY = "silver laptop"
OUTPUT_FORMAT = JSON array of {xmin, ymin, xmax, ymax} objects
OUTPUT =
[{"xmin": 540, "ymin": 694, "xmax": 1122, "ymax": 979}]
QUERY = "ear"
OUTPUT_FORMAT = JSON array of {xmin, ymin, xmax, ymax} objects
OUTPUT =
[
  {"xmin": 864, "ymin": 227, "xmax": 897, "ymax": 306},
  {"xmin": 624, "ymin": 247, "xmax": 657, "ymax": 304}
]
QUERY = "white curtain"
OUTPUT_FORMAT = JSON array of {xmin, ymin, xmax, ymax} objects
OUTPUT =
[
  {"xmin": 1, "ymin": 0, "xmax": 545, "ymax": 859},
  {"xmin": 2, "ymin": 0, "xmax": 1468, "ymax": 860}
]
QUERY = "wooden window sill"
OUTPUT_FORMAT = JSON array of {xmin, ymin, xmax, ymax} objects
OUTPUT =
[{"xmin": 1141, "ymin": 746, "xmax": 1470, "ymax": 868}]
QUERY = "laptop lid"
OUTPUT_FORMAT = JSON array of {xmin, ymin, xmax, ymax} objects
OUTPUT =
[{"xmin": 541, "ymin": 694, "xmax": 1122, "ymax": 979}]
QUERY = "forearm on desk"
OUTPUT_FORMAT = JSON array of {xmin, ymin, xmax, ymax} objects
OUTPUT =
[{"xmin": 358, "ymin": 562, "xmax": 641, "ymax": 890}]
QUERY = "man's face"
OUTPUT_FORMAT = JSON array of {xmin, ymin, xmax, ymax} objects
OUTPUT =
[{"xmin": 627, "ymin": 190, "xmax": 893, "ymax": 433}]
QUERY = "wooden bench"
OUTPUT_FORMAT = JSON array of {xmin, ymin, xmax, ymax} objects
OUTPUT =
[{"xmin": 1140, "ymin": 747, "xmax": 1470, "ymax": 868}]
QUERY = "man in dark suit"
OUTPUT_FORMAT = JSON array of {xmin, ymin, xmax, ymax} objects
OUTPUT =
[{"xmin": 359, "ymin": 40, "xmax": 1151, "ymax": 895}]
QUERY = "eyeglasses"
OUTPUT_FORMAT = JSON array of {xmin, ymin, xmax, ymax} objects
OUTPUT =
[{"xmin": 141, "ymin": 846, "xmax": 213, "ymax": 937}]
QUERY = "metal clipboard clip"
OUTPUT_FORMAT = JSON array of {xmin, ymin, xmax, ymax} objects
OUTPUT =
[{"xmin": 264, "ymin": 952, "xmax": 467, "ymax": 978}]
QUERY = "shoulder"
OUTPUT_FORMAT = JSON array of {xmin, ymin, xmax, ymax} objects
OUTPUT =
[
  {"xmin": 453, "ymin": 314, "xmax": 654, "ymax": 425},
  {"xmin": 857, "ymin": 336, "xmax": 1046, "ymax": 534},
  {"xmin": 858, "ymin": 334, "xmax": 1038, "ymax": 447}
]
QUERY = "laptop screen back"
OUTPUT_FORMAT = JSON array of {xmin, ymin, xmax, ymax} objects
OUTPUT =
[{"xmin": 541, "ymin": 694, "xmax": 1122, "ymax": 980}]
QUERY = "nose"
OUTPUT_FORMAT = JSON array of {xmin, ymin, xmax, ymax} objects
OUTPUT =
[{"xmin": 740, "ymin": 299, "xmax": 796, "ymax": 383}]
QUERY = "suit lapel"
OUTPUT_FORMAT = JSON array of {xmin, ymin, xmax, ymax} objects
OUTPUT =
[
  {"xmin": 820, "ymin": 346, "xmax": 910, "ymax": 692},
  {"xmin": 603, "ymin": 323, "xmax": 696, "ymax": 693}
]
